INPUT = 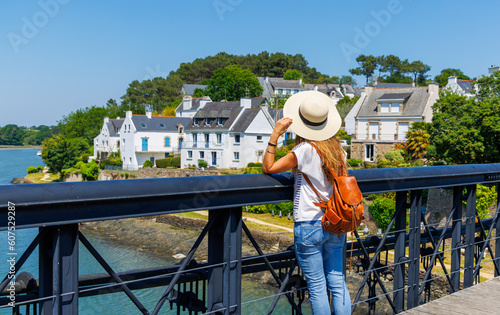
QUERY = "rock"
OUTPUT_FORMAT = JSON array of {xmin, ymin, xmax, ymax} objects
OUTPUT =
[{"xmin": 11, "ymin": 177, "xmax": 34, "ymax": 184}]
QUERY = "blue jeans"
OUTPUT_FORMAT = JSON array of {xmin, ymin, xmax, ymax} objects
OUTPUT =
[{"xmin": 294, "ymin": 220, "xmax": 351, "ymax": 315}]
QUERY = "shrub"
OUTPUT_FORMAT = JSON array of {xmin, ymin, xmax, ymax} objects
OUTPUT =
[
  {"xmin": 347, "ymin": 159, "xmax": 362, "ymax": 167},
  {"xmin": 370, "ymin": 197, "xmax": 396, "ymax": 232},
  {"xmin": 275, "ymin": 146, "xmax": 290, "ymax": 160},
  {"xmin": 143, "ymin": 160, "xmax": 154, "ymax": 168},
  {"xmin": 475, "ymin": 184, "xmax": 497, "ymax": 219},
  {"xmin": 171, "ymin": 157, "xmax": 181, "ymax": 168},
  {"xmin": 377, "ymin": 158, "xmax": 394, "ymax": 169},
  {"xmin": 413, "ymin": 159, "xmax": 424, "ymax": 167},
  {"xmin": 81, "ymin": 153, "xmax": 90, "ymax": 163},
  {"xmin": 245, "ymin": 205, "xmax": 268, "ymax": 214},
  {"xmin": 198, "ymin": 160, "xmax": 208, "ymax": 169},
  {"xmin": 384, "ymin": 149, "xmax": 405, "ymax": 162},
  {"xmin": 247, "ymin": 162, "xmax": 255, "ymax": 167},
  {"xmin": 78, "ymin": 161, "xmax": 99, "ymax": 181},
  {"xmin": 156, "ymin": 158, "xmax": 170, "ymax": 168},
  {"xmin": 243, "ymin": 167, "xmax": 262, "ymax": 174},
  {"xmin": 254, "ymin": 162, "xmax": 262, "ymax": 167},
  {"xmin": 27, "ymin": 166, "xmax": 38, "ymax": 174},
  {"xmin": 124, "ymin": 173, "xmax": 129, "ymax": 179},
  {"xmin": 37, "ymin": 166, "xmax": 43, "ymax": 172}
]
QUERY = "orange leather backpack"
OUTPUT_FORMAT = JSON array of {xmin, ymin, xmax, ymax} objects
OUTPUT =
[{"xmin": 302, "ymin": 142, "xmax": 364, "ymax": 236}]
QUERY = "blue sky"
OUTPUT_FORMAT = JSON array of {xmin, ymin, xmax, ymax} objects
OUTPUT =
[{"xmin": 1, "ymin": 0, "xmax": 499, "ymax": 127}]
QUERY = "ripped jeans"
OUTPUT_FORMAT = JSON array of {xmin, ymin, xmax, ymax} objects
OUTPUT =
[{"xmin": 294, "ymin": 220, "xmax": 351, "ymax": 315}]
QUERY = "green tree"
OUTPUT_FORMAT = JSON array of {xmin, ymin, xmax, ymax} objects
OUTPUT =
[
  {"xmin": 0, "ymin": 124, "xmax": 26, "ymax": 145},
  {"xmin": 407, "ymin": 60, "xmax": 431, "ymax": 86},
  {"xmin": 349, "ymin": 54, "xmax": 378, "ymax": 84},
  {"xmin": 41, "ymin": 135, "xmax": 90, "ymax": 174},
  {"xmin": 370, "ymin": 197, "xmax": 396, "ymax": 231},
  {"xmin": 405, "ymin": 122, "xmax": 431, "ymax": 160},
  {"xmin": 205, "ymin": 65, "xmax": 263, "ymax": 101},
  {"xmin": 283, "ymin": 69, "xmax": 302, "ymax": 80},
  {"xmin": 336, "ymin": 96, "xmax": 360, "ymax": 121},
  {"xmin": 58, "ymin": 106, "xmax": 108, "ymax": 146},
  {"xmin": 434, "ymin": 68, "xmax": 471, "ymax": 87},
  {"xmin": 430, "ymin": 88, "xmax": 500, "ymax": 164}
]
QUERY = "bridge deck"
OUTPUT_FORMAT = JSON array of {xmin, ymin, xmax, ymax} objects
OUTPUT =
[{"xmin": 401, "ymin": 277, "xmax": 500, "ymax": 314}]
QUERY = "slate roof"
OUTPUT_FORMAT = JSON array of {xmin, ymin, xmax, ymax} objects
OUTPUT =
[
  {"xmin": 251, "ymin": 97, "xmax": 266, "ymax": 108},
  {"xmin": 230, "ymin": 108, "xmax": 260, "ymax": 132},
  {"xmin": 356, "ymin": 87, "xmax": 430, "ymax": 118},
  {"xmin": 266, "ymin": 108, "xmax": 284, "ymax": 122},
  {"xmin": 183, "ymin": 84, "xmax": 208, "ymax": 95},
  {"xmin": 131, "ymin": 116, "xmax": 190, "ymax": 132},
  {"xmin": 270, "ymin": 78, "xmax": 303, "ymax": 89},
  {"xmin": 376, "ymin": 93, "xmax": 413, "ymax": 101},
  {"xmin": 456, "ymin": 80, "xmax": 474, "ymax": 93},
  {"xmin": 187, "ymin": 101, "xmax": 243, "ymax": 130},
  {"xmin": 107, "ymin": 119, "xmax": 123, "ymax": 137},
  {"xmin": 373, "ymin": 82, "xmax": 414, "ymax": 88}
]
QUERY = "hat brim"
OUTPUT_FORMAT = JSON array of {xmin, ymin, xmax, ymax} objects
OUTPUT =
[{"xmin": 283, "ymin": 91, "xmax": 342, "ymax": 141}]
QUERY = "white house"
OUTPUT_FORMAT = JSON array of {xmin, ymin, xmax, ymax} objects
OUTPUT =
[
  {"xmin": 175, "ymin": 96, "xmax": 212, "ymax": 118},
  {"xmin": 121, "ymin": 111, "xmax": 191, "ymax": 170},
  {"xmin": 445, "ymin": 76, "xmax": 475, "ymax": 98},
  {"xmin": 303, "ymin": 83, "xmax": 355, "ymax": 105},
  {"xmin": 349, "ymin": 83, "xmax": 439, "ymax": 162},
  {"xmin": 180, "ymin": 97, "xmax": 281, "ymax": 169},
  {"xmin": 258, "ymin": 77, "xmax": 304, "ymax": 99},
  {"xmin": 93, "ymin": 117, "xmax": 123, "ymax": 160}
]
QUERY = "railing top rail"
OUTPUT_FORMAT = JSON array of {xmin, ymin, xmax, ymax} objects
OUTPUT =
[{"xmin": 1, "ymin": 163, "xmax": 499, "ymax": 230}]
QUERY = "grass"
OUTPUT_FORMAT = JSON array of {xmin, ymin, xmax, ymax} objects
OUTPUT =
[{"xmin": 26, "ymin": 172, "xmax": 60, "ymax": 183}]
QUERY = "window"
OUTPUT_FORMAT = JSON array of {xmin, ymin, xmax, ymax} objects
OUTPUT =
[
  {"xmin": 216, "ymin": 134, "xmax": 222, "ymax": 144},
  {"xmin": 391, "ymin": 103, "xmax": 400, "ymax": 113},
  {"xmin": 369, "ymin": 122, "xmax": 378, "ymax": 140},
  {"xmin": 200, "ymin": 151, "xmax": 204, "ymax": 159},
  {"xmin": 164, "ymin": 137, "xmax": 170, "ymax": 147},
  {"xmin": 123, "ymin": 139, "xmax": 125, "ymax": 143},
  {"xmin": 188, "ymin": 151, "xmax": 193, "ymax": 159},
  {"xmin": 381, "ymin": 103, "xmax": 390, "ymax": 113},
  {"xmin": 217, "ymin": 118, "xmax": 223, "ymax": 126},
  {"xmin": 140, "ymin": 123, "xmax": 146, "ymax": 128},
  {"xmin": 286, "ymin": 89, "xmax": 291, "ymax": 94},
  {"xmin": 193, "ymin": 134, "xmax": 198, "ymax": 147},
  {"xmin": 365, "ymin": 144, "xmax": 374, "ymax": 162},
  {"xmin": 278, "ymin": 89, "xmax": 283, "ymax": 94},
  {"xmin": 234, "ymin": 152, "xmax": 240, "ymax": 160},
  {"xmin": 204, "ymin": 134, "xmax": 210, "ymax": 148},
  {"xmin": 234, "ymin": 134, "xmax": 240, "ymax": 144},
  {"xmin": 256, "ymin": 135, "xmax": 262, "ymax": 141},
  {"xmin": 178, "ymin": 126, "xmax": 184, "ymax": 134},
  {"xmin": 193, "ymin": 118, "xmax": 200, "ymax": 126},
  {"xmin": 294, "ymin": 90, "xmax": 299, "ymax": 94},
  {"xmin": 159, "ymin": 123, "xmax": 166, "ymax": 128},
  {"xmin": 398, "ymin": 122, "xmax": 409, "ymax": 140}
]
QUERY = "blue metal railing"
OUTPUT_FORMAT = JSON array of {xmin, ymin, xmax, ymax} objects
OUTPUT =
[{"xmin": 0, "ymin": 164, "xmax": 499, "ymax": 314}]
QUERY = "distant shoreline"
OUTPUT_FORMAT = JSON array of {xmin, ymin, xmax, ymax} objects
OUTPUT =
[{"xmin": 0, "ymin": 146, "xmax": 42, "ymax": 150}]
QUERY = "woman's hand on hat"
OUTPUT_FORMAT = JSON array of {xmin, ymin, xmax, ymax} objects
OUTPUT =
[{"xmin": 273, "ymin": 118, "xmax": 292, "ymax": 137}]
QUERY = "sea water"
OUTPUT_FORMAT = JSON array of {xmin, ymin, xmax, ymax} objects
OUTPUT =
[{"xmin": 0, "ymin": 149, "xmax": 299, "ymax": 314}]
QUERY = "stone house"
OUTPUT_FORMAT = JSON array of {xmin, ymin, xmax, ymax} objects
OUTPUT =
[{"xmin": 347, "ymin": 83, "xmax": 439, "ymax": 162}]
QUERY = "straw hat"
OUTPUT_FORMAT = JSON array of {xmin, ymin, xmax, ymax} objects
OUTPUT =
[{"xmin": 283, "ymin": 91, "xmax": 341, "ymax": 141}]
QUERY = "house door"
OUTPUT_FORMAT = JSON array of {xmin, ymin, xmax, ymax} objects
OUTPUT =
[
  {"xmin": 178, "ymin": 138, "xmax": 183, "ymax": 150},
  {"xmin": 142, "ymin": 138, "xmax": 148, "ymax": 151},
  {"xmin": 211, "ymin": 152, "xmax": 216, "ymax": 166},
  {"xmin": 150, "ymin": 157, "xmax": 155, "ymax": 164},
  {"xmin": 398, "ymin": 122, "xmax": 409, "ymax": 141}
]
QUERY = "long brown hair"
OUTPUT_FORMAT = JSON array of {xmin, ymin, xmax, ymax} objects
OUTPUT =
[{"xmin": 294, "ymin": 135, "xmax": 347, "ymax": 185}]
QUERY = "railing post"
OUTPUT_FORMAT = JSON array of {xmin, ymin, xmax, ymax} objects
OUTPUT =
[
  {"xmin": 393, "ymin": 191, "xmax": 407, "ymax": 312},
  {"xmin": 496, "ymin": 183, "xmax": 500, "ymax": 277},
  {"xmin": 39, "ymin": 224, "xmax": 79, "ymax": 315},
  {"xmin": 207, "ymin": 208, "xmax": 242, "ymax": 315},
  {"xmin": 407, "ymin": 190, "xmax": 422, "ymax": 309},
  {"xmin": 451, "ymin": 186, "xmax": 463, "ymax": 292},
  {"xmin": 464, "ymin": 185, "xmax": 476, "ymax": 288}
]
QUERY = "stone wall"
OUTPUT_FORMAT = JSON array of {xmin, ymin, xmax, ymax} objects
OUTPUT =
[
  {"xmin": 351, "ymin": 142, "xmax": 397, "ymax": 162},
  {"xmin": 136, "ymin": 168, "xmax": 220, "ymax": 179}
]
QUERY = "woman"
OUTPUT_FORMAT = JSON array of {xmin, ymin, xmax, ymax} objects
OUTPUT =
[{"xmin": 262, "ymin": 91, "xmax": 351, "ymax": 314}]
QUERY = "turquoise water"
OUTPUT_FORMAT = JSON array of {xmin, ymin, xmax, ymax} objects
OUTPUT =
[{"xmin": 0, "ymin": 149, "xmax": 299, "ymax": 314}]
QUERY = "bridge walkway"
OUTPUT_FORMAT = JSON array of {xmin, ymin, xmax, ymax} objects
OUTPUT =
[{"xmin": 401, "ymin": 277, "xmax": 500, "ymax": 314}]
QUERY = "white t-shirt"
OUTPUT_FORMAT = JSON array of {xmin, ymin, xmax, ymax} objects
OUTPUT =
[{"xmin": 291, "ymin": 142, "xmax": 333, "ymax": 222}]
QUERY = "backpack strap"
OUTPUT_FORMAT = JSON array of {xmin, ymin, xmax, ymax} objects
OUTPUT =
[
  {"xmin": 302, "ymin": 173, "xmax": 326, "ymax": 203},
  {"xmin": 308, "ymin": 142, "xmax": 345, "ymax": 177}
]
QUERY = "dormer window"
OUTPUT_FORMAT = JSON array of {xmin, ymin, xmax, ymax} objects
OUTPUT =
[
  {"xmin": 159, "ymin": 123, "xmax": 166, "ymax": 128},
  {"xmin": 193, "ymin": 118, "xmax": 200, "ymax": 126},
  {"xmin": 376, "ymin": 92, "xmax": 410, "ymax": 114},
  {"xmin": 140, "ymin": 123, "xmax": 147, "ymax": 128},
  {"xmin": 391, "ymin": 103, "xmax": 400, "ymax": 113},
  {"xmin": 205, "ymin": 118, "xmax": 213, "ymax": 126},
  {"xmin": 217, "ymin": 117, "xmax": 223, "ymax": 126}
]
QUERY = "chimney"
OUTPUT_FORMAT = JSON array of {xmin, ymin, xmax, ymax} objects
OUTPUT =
[
  {"xmin": 298, "ymin": 78, "xmax": 303, "ymax": 85},
  {"xmin": 240, "ymin": 97, "xmax": 252, "ymax": 109},
  {"xmin": 116, "ymin": 117, "xmax": 120, "ymax": 120},
  {"xmin": 199, "ymin": 96, "xmax": 211, "ymax": 109},
  {"xmin": 146, "ymin": 112, "xmax": 152, "ymax": 119},
  {"xmin": 428, "ymin": 82, "xmax": 439, "ymax": 94},
  {"xmin": 448, "ymin": 76, "xmax": 457, "ymax": 85},
  {"xmin": 104, "ymin": 117, "xmax": 109, "ymax": 123},
  {"xmin": 126, "ymin": 111, "xmax": 133, "ymax": 118},
  {"xmin": 364, "ymin": 85, "xmax": 373, "ymax": 95},
  {"xmin": 183, "ymin": 96, "xmax": 192, "ymax": 110}
]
